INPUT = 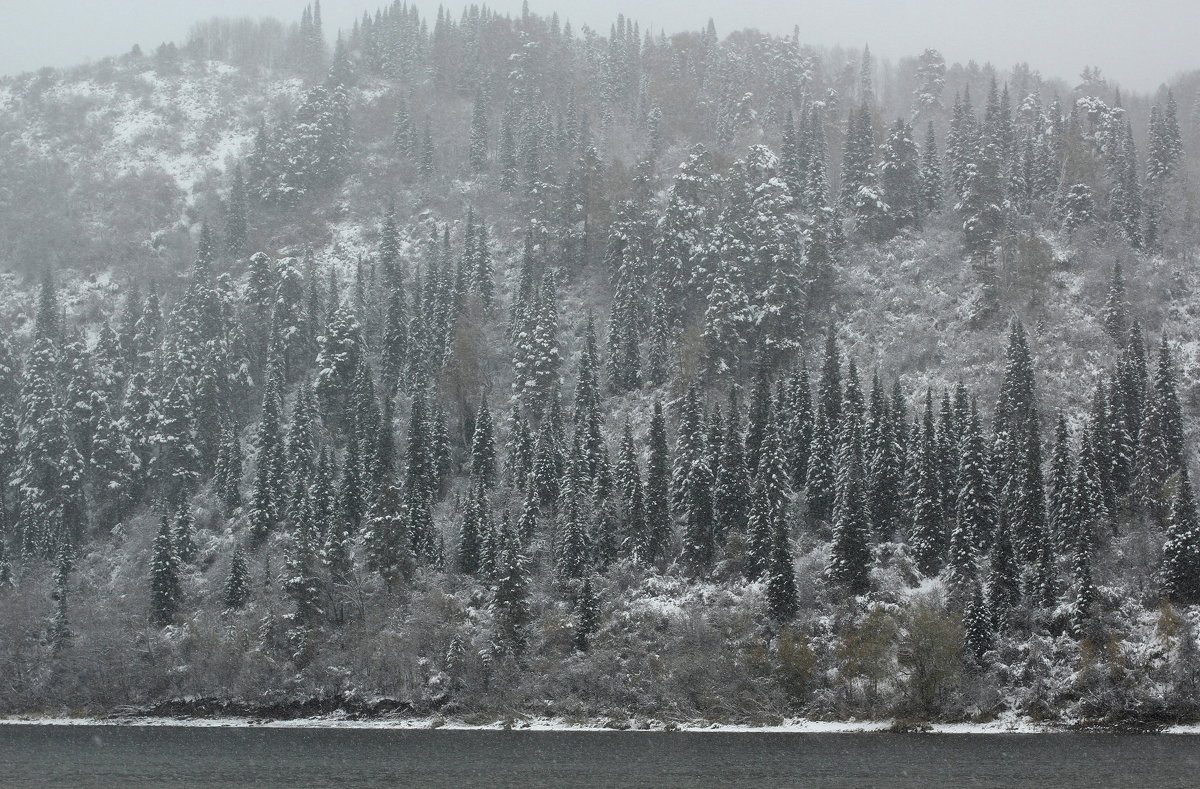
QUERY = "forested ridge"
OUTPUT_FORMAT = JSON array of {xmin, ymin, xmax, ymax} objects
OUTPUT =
[{"xmin": 2, "ymin": 1, "xmax": 1200, "ymax": 726}]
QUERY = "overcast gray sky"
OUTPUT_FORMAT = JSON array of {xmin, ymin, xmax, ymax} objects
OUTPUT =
[{"xmin": 1, "ymin": 0, "xmax": 1195, "ymax": 92}]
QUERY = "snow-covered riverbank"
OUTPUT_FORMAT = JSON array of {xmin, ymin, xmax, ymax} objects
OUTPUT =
[{"xmin": 4, "ymin": 714, "xmax": 1197, "ymax": 734}]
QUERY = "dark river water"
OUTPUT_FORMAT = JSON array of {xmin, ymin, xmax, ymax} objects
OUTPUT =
[{"xmin": 3, "ymin": 724, "xmax": 1199, "ymax": 788}]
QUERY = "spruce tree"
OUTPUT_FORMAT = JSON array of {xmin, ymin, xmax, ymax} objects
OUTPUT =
[
  {"xmin": 469, "ymin": 393, "xmax": 497, "ymax": 488},
  {"xmin": 987, "ymin": 517, "xmax": 1020, "ymax": 630},
  {"xmin": 150, "ymin": 515, "xmax": 182, "ymax": 627},
  {"xmin": 745, "ymin": 474, "xmax": 775, "ymax": 579},
  {"xmin": 919, "ymin": 120, "xmax": 943, "ymax": 213},
  {"xmin": 87, "ymin": 397, "xmax": 134, "ymax": 526},
  {"xmin": 866, "ymin": 375, "xmax": 902, "ymax": 541},
  {"xmin": 15, "ymin": 335, "xmax": 84, "ymax": 555},
  {"xmin": 492, "ymin": 523, "xmax": 530, "ymax": 655},
  {"xmin": 964, "ymin": 578, "xmax": 993, "ymax": 663},
  {"xmin": 363, "ymin": 480, "xmax": 413, "ymax": 591},
  {"xmin": 214, "ymin": 423, "xmax": 243, "ymax": 510},
  {"xmin": 714, "ymin": 403, "xmax": 751, "ymax": 544},
  {"xmin": 173, "ymin": 502, "xmax": 197, "ymax": 566},
  {"xmin": 879, "ymin": 118, "xmax": 921, "ymax": 233},
  {"xmin": 1071, "ymin": 427, "xmax": 1108, "ymax": 592},
  {"xmin": 557, "ymin": 463, "xmax": 590, "ymax": 581},
  {"xmin": 468, "ymin": 87, "xmax": 489, "ymax": 173},
  {"xmin": 224, "ymin": 164, "xmax": 249, "ymax": 258},
  {"xmin": 645, "ymin": 401, "xmax": 671, "ymax": 565},
  {"xmin": 1162, "ymin": 472, "xmax": 1200, "ymax": 604},
  {"xmin": 532, "ymin": 407, "xmax": 565, "ymax": 509},
  {"xmin": 1048, "ymin": 414, "xmax": 1074, "ymax": 550},
  {"xmin": 1070, "ymin": 512, "xmax": 1098, "ymax": 639},
  {"xmin": 1134, "ymin": 376, "xmax": 1174, "ymax": 523},
  {"xmin": 827, "ymin": 421, "xmax": 872, "ymax": 595},
  {"xmin": 1154, "ymin": 337, "xmax": 1185, "ymax": 474},
  {"xmin": 1012, "ymin": 412, "xmax": 1049, "ymax": 571},
  {"xmin": 574, "ymin": 575, "xmax": 601, "ymax": 652},
  {"xmin": 676, "ymin": 385, "xmax": 716, "ymax": 574},
  {"xmin": 956, "ymin": 403, "xmax": 995, "ymax": 554},
  {"xmin": 286, "ymin": 505, "xmax": 325, "ymax": 629},
  {"xmin": 458, "ymin": 485, "xmax": 484, "ymax": 577},
  {"xmin": 786, "ymin": 366, "xmax": 814, "ymax": 489},
  {"xmin": 766, "ymin": 519, "xmax": 798, "ymax": 622},
  {"xmin": 48, "ymin": 547, "xmax": 73, "ymax": 652},
  {"xmin": 249, "ymin": 366, "xmax": 284, "ymax": 543},
  {"xmin": 818, "ymin": 327, "xmax": 843, "ymax": 432},
  {"xmin": 805, "ymin": 403, "xmax": 837, "ymax": 523},
  {"xmin": 910, "ymin": 392, "xmax": 946, "ymax": 575},
  {"xmin": 154, "ymin": 373, "xmax": 199, "ymax": 505},
  {"xmin": 224, "ymin": 543, "xmax": 251, "ymax": 610}
]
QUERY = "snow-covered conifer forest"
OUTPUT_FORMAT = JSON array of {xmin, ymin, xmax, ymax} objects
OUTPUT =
[{"xmin": 2, "ymin": 2, "xmax": 1200, "ymax": 727}]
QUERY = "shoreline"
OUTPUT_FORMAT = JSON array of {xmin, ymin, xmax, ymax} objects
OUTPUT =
[{"xmin": 2, "ymin": 714, "xmax": 1199, "ymax": 735}]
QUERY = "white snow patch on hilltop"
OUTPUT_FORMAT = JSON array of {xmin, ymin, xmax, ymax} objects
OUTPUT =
[{"xmin": 13, "ymin": 62, "xmax": 306, "ymax": 204}]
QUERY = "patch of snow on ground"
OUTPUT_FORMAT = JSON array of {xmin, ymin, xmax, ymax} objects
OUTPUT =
[{"xmin": 0, "ymin": 715, "xmax": 1154, "ymax": 734}]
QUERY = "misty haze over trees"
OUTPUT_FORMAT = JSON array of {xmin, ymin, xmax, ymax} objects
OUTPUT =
[{"xmin": 1, "ymin": 1, "xmax": 1200, "ymax": 727}]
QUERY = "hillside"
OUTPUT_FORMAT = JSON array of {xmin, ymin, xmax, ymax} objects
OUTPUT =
[{"xmin": 1, "ymin": 3, "xmax": 1200, "ymax": 727}]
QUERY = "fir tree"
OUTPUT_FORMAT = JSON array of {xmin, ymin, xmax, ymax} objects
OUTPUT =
[
  {"xmin": 468, "ymin": 87, "xmax": 489, "ymax": 173},
  {"xmin": 1048, "ymin": 414, "xmax": 1074, "ymax": 550},
  {"xmin": 1163, "ymin": 471, "xmax": 1200, "ymax": 604},
  {"xmin": 805, "ymin": 403, "xmax": 837, "ymax": 523},
  {"xmin": 987, "ymin": 517, "xmax": 1020, "ymax": 630},
  {"xmin": 458, "ymin": 485, "xmax": 484, "ymax": 577},
  {"xmin": 249, "ymin": 365, "xmax": 285, "ymax": 542},
  {"xmin": 956, "ymin": 403, "xmax": 995, "ymax": 554},
  {"xmin": 223, "ymin": 543, "xmax": 251, "ymax": 610},
  {"xmin": 910, "ymin": 392, "xmax": 946, "ymax": 575},
  {"xmin": 150, "ymin": 515, "xmax": 182, "ymax": 627},
  {"xmin": 469, "ymin": 393, "xmax": 497, "ymax": 488},
  {"xmin": 214, "ymin": 423, "xmax": 243, "ymax": 511},
  {"xmin": 557, "ymin": 469, "xmax": 589, "ymax": 581},
  {"xmin": 818, "ymin": 327, "xmax": 842, "ymax": 431},
  {"xmin": 224, "ymin": 164, "xmax": 249, "ymax": 257},
  {"xmin": 964, "ymin": 578, "xmax": 993, "ymax": 663},
  {"xmin": 363, "ymin": 480, "xmax": 413, "ymax": 591},
  {"xmin": 879, "ymin": 118, "xmax": 921, "ymax": 233},
  {"xmin": 1071, "ymin": 427, "xmax": 1108, "ymax": 580},
  {"xmin": 492, "ymin": 523, "xmax": 530, "ymax": 655},
  {"xmin": 919, "ymin": 120, "xmax": 943, "ymax": 213},
  {"xmin": 1154, "ymin": 338, "xmax": 1185, "ymax": 474},
  {"xmin": 574, "ymin": 575, "xmax": 600, "ymax": 651},
  {"xmin": 15, "ymin": 335, "xmax": 85, "ymax": 556},
  {"xmin": 1012, "ymin": 412, "xmax": 1049, "ymax": 572},
  {"xmin": 173, "ymin": 502, "xmax": 197, "ymax": 566},
  {"xmin": 48, "ymin": 547, "xmax": 73, "ymax": 652},
  {"xmin": 419, "ymin": 119, "xmax": 435, "ymax": 179},
  {"xmin": 645, "ymin": 401, "xmax": 671, "ymax": 565},
  {"xmin": 676, "ymin": 385, "xmax": 716, "ymax": 574},
  {"xmin": 285, "ymin": 504, "xmax": 325, "ymax": 629},
  {"xmin": 827, "ymin": 421, "xmax": 872, "ymax": 595},
  {"xmin": 154, "ymin": 373, "xmax": 199, "ymax": 505},
  {"xmin": 714, "ymin": 403, "xmax": 751, "ymax": 544},
  {"xmin": 866, "ymin": 374, "xmax": 902, "ymax": 541},
  {"xmin": 1070, "ymin": 506, "xmax": 1098, "ymax": 639},
  {"xmin": 766, "ymin": 519, "xmax": 798, "ymax": 622},
  {"xmin": 1101, "ymin": 262, "xmax": 1130, "ymax": 343}
]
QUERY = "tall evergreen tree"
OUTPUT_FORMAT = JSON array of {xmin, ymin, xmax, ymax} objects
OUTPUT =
[
  {"xmin": 766, "ymin": 519, "xmax": 798, "ymax": 622},
  {"xmin": 223, "ymin": 543, "xmax": 251, "ymax": 610},
  {"xmin": 645, "ymin": 401, "xmax": 671, "ymax": 565},
  {"xmin": 910, "ymin": 392, "xmax": 946, "ymax": 575},
  {"xmin": 827, "ymin": 419, "xmax": 872, "ymax": 595},
  {"xmin": 150, "ymin": 515, "xmax": 182, "ymax": 627},
  {"xmin": 492, "ymin": 522, "xmax": 530, "ymax": 655},
  {"xmin": 1163, "ymin": 471, "xmax": 1200, "ymax": 604}
]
